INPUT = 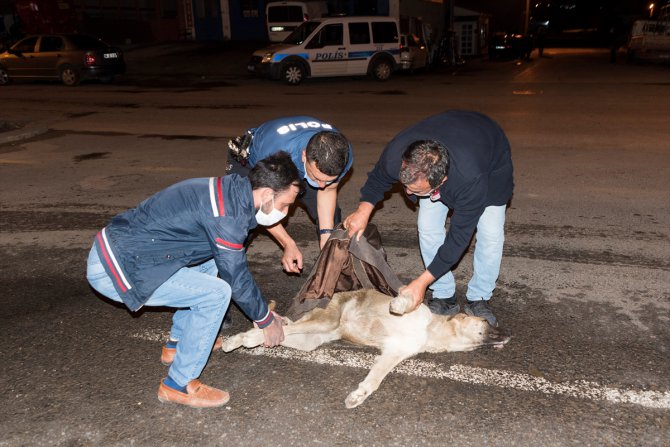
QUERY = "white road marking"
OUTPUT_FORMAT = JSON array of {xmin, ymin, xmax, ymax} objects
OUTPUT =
[{"xmin": 131, "ymin": 330, "xmax": 670, "ymax": 410}]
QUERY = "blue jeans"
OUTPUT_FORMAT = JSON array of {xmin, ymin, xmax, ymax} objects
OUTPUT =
[
  {"xmin": 417, "ymin": 198, "xmax": 506, "ymax": 301},
  {"xmin": 86, "ymin": 247, "xmax": 231, "ymax": 387}
]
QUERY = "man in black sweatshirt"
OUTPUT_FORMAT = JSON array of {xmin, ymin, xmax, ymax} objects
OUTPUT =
[{"xmin": 344, "ymin": 110, "xmax": 514, "ymax": 326}]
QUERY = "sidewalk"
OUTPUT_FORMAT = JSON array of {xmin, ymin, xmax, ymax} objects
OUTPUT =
[
  {"xmin": 121, "ymin": 40, "xmax": 265, "ymax": 81},
  {"xmin": 0, "ymin": 120, "xmax": 51, "ymax": 145},
  {"xmin": 0, "ymin": 41, "xmax": 267, "ymax": 144}
]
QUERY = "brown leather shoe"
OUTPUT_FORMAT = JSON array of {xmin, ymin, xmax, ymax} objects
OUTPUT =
[
  {"xmin": 157, "ymin": 379, "xmax": 230, "ymax": 408},
  {"xmin": 160, "ymin": 336, "xmax": 224, "ymax": 366}
]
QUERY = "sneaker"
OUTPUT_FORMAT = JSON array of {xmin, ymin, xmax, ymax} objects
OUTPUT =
[
  {"xmin": 428, "ymin": 298, "xmax": 460, "ymax": 316},
  {"xmin": 160, "ymin": 336, "xmax": 224, "ymax": 366},
  {"xmin": 464, "ymin": 300, "xmax": 498, "ymax": 327},
  {"xmin": 157, "ymin": 379, "xmax": 230, "ymax": 408}
]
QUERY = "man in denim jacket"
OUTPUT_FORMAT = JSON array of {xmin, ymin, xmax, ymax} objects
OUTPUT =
[{"xmin": 87, "ymin": 152, "xmax": 301, "ymax": 408}]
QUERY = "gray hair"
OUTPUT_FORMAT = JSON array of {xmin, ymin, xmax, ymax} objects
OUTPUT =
[{"xmin": 399, "ymin": 140, "xmax": 449, "ymax": 189}]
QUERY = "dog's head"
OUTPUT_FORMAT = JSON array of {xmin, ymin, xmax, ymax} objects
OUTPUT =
[{"xmin": 440, "ymin": 313, "xmax": 511, "ymax": 352}]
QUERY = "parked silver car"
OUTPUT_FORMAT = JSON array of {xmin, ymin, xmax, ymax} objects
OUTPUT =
[
  {"xmin": 0, "ymin": 34, "xmax": 125, "ymax": 86},
  {"xmin": 399, "ymin": 33, "xmax": 428, "ymax": 72}
]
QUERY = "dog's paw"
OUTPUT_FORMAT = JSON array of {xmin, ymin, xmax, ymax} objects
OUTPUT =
[
  {"xmin": 220, "ymin": 336, "xmax": 241, "ymax": 352},
  {"xmin": 389, "ymin": 293, "xmax": 413, "ymax": 315},
  {"xmin": 344, "ymin": 387, "xmax": 371, "ymax": 409}
]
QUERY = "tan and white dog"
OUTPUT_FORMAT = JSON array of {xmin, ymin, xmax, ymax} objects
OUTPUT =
[{"xmin": 222, "ymin": 289, "xmax": 510, "ymax": 408}]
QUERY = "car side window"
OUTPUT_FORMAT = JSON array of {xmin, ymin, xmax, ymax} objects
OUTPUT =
[
  {"xmin": 371, "ymin": 22, "xmax": 398, "ymax": 44},
  {"xmin": 13, "ymin": 36, "xmax": 39, "ymax": 52},
  {"xmin": 348, "ymin": 22, "xmax": 370, "ymax": 45},
  {"xmin": 306, "ymin": 24, "xmax": 343, "ymax": 48},
  {"xmin": 38, "ymin": 36, "xmax": 64, "ymax": 52}
]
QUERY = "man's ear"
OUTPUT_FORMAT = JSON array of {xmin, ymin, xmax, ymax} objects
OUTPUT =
[
  {"xmin": 301, "ymin": 149, "xmax": 307, "ymax": 163},
  {"xmin": 262, "ymin": 187, "xmax": 274, "ymax": 203}
]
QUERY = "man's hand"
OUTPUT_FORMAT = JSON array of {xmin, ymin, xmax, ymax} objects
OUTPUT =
[
  {"xmin": 343, "ymin": 202, "xmax": 375, "ymax": 241},
  {"xmin": 262, "ymin": 312, "xmax": 285, "ymax": 347},
  {"xmin": 397, "ymin": 270, "xmax": 436, "ymax": 312},
  {"xmin": 281, "ymin": 242, "xmax": 303, "ymax": 273},
  {"xmin": 266, "ymin": 224, "xmax": 302, "ymax": 273}
]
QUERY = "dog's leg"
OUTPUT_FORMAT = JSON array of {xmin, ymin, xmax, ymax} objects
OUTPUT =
[
  {"xmin": 221, "ymin": 328, "xmax": 265, "ymax": 352},
  {"xmin": 344, "ymin": 351, "xmax": 413, "ymax": 409},
  {"xmin": 221, "ymin": 319, "xmax": 341, "ymax": 353},
  {"xmin": 281, "ymin": 332, "xmax": 340, "ymax": 351}
]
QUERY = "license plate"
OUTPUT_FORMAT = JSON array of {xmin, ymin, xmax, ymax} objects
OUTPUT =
[
  {"xmin": 247, "ymin": 65, "xmax": 255, "ymax": 71},
  {"xmin": 103, "ymin": 53, "xmax": 118, "ymax": 59}
]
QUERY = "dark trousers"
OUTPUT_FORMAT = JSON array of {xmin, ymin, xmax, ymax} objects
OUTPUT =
[{"xmin": 226, "ymin": 155, "xmax": 341, "ymax": 234}]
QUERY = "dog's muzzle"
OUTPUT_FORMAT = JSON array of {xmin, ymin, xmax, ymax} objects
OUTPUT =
[{"xmin": 487, "ymin": 326, "xmax": 512, "ymax": 349}]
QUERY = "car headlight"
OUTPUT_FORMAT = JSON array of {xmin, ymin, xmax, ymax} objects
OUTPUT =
[{"xmin": 261, "ymin": 52, "xmax": 274, "ymax": 64}]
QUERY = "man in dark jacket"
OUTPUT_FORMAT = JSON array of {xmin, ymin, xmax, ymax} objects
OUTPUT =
[
  {"xmin": 344, "ymin": 110, "xmax": 514, "ymax": 326},
  {"xmin": 227, "ymin": 116, "xmax": 353, "ymax": 273},
  {"xmin": 86, "ymin": 152, "xmax": 301, "ymax": 408}
]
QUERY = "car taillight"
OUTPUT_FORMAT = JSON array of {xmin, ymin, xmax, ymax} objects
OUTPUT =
[
  {"xmin": 303, "ymin": 13, "xmax": 308, "ymax": 21},
  {"xmin": 85, "ymin": 53, "xmax": 96, "ymax": 66}
]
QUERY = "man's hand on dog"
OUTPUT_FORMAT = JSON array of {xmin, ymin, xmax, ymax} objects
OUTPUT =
[
  {"xmin": 397, "ymin": 271, "xmax": 436, "ymax": 313},
  {"xmin": 262, "ymin": 312, "xmax": 285, "ymax": 347}
]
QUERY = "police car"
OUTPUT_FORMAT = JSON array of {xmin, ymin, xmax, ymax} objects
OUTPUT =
[{"xmin": 248, "ymin": 16, "xmax": 401, "ymax": 85}]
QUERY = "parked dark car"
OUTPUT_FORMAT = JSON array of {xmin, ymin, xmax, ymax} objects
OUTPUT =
[
  {"xmin": 488, "ymin": 33, "xmax": 533, "ymax": 60},
  {"xmin": 0, "ymin": 34, "xmax": 125, "ymax": 86}
]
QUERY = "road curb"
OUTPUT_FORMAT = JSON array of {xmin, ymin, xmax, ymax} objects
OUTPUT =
[{"xmin": 0, "ymin": 124, "xmax": 51, "ymax": 145}]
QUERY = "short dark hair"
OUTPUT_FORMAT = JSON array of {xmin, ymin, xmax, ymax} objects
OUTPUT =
[
  {"xmin": 305, "ymin": 131, "xmax": 349, "ymax": 176},
  {"xmin": 249, "ymin": 151, "xmax": 302, "ymax": 194},
  {"xmin": 399, "ymin": 140, "xmax": 449, "ymax": 189}
]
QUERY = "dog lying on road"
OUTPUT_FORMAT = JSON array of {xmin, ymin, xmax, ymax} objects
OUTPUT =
[{"xmin": 222, "ymin": 289, "xmax": 511, "ymax": 408}]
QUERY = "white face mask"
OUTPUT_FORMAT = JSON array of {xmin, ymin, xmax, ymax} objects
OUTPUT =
[
  {"xmin": 303, "ymin": 160, "xmax": 334, "ymax": 189},
  {"xmin": 255, "ymin": 194, "xmax": 287, "ymax": 226}
]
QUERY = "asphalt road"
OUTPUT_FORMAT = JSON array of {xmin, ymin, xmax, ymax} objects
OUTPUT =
[{"xmin": 1, "ymin": 47, "xmax": 669, "ymax": 446}]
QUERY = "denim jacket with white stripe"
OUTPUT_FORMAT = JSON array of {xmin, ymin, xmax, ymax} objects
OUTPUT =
[{"xmin": 92, "ymin": 174, "xmax": 274, "ymax": 328}]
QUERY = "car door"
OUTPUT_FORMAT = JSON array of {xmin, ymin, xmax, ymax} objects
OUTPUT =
[
  {"xmin": 347, "ymin": 21, "xmax": 372, "ymax": 75},
  {"xmin": 34, "ymin": 35, "xmax": 65, "ymax": 78},
  {"xmin": 304, "ymin": 23, "xmax": 347, "ymax": 77},
  {"xmin": 4, "ymin": 36, "xmax": 39, "ymax": 77}
]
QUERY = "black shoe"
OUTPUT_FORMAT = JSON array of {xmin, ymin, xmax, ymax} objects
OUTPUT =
[
  {"xmin": 428, "ymin": 298, "xmax": 460, "ymax": 316},
  {"xmin": 464, "ymin": 300, "xmax": 498, "ymax": 327}
]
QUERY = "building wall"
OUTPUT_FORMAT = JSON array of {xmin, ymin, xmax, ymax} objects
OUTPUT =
[
  {"xmin": 226, "ymin": 0, "xmax": 264, "ymax": 40},
  {"xmin": 72, "ymin": 0, "xmax": 182, "ymax": 43}
]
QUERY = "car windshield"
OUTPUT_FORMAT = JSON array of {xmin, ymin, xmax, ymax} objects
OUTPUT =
[
  {"xmin": 67, "ymin": 35, "xmax": 107, "ymax": 50},
  {"xmin": 282, "ymin": 21, "xmax": 321, "ymax": 45}
]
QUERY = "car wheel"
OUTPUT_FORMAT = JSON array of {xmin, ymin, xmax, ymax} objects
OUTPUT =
[
  {"xmin": 282, "ymin": 62, "xmax": 304, "ymax": 85},
  {"xmin": 60, "ymin": 65, "xmax": 81, "ymax": 86},
  {"xmin": 370, "ymin": 58, "xmax": 392, "ymax": 81},
  {"xmin": 0, "ymin": 66, "xmax": 10, "ymax": 86}
]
